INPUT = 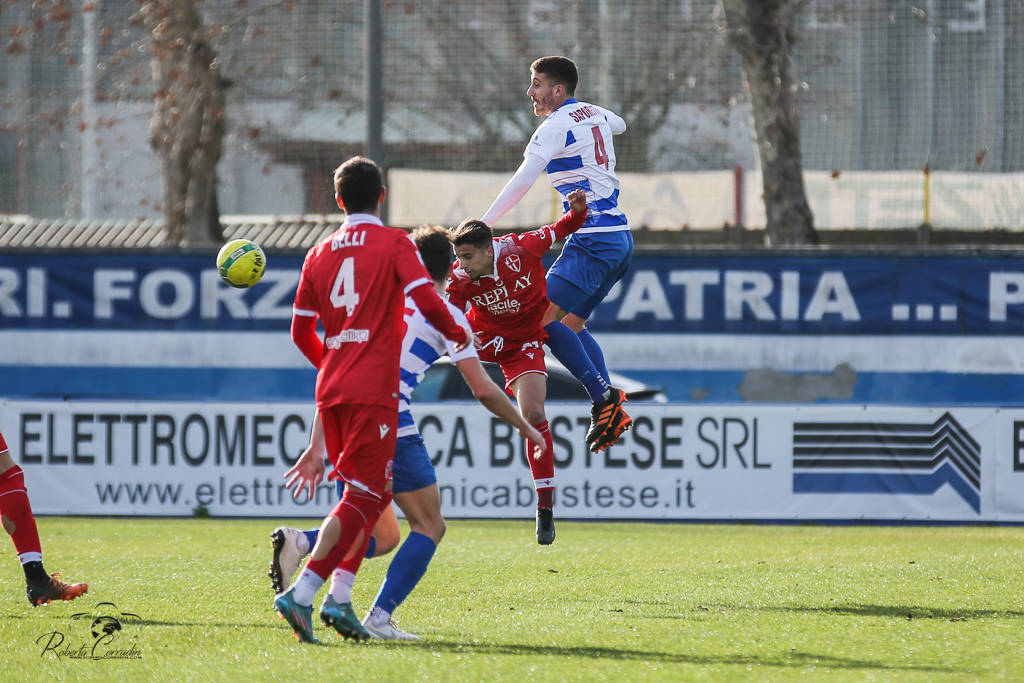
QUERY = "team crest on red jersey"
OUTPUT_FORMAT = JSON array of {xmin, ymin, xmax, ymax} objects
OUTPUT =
[{"xmin": 504, "ymin": 254, "xmax": 521, "ymax": 273}]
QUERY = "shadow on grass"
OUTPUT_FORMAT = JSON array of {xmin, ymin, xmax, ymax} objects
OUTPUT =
[
  {"xmin": 692, "ymin": 603, "xmax": 1024, "ymax": 620},
  {"xmin": 402, "ymin": 640, "xmax": 963, "ymax": 673},
  {"xmin": 132, "ymin": 619, "xmax": 281, "ymax": 630}
]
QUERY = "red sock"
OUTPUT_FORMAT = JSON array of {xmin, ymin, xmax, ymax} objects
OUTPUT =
[
  {"xmin": 0, "ymin": 466, "xmax": 42, "ymax": 561},
  {"xmin": 527, "ymin": 421, "xmax": 555, "ymax": 508},
  {"xmin": 338, "ymin": 517, "xmax": 375, "ymax": 575},
  {"xmin": 306, "ymin": 488, "xmax": 385, "ymax": 580},
  {"xmin": 339, "ymin": 491, "xmax": 393, "ymax": 574}
]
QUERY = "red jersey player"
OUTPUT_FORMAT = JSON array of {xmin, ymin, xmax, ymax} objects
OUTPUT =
[
  {"xmin": 446, "ymin": 188, "xmax": 589, "ymax": 545},
  {"xmin": 273, "ymin": 156, "xmax": 471, "ymax": 645},
  {"xmin": 0, "ymin": 431, "xmax": 88, "ymax": 605}
]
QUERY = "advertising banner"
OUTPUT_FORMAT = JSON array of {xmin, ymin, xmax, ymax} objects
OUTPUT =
[
  {"xmin": 5, "ymin": 251, "xmax": 1024, "ymax": 404},
  {"xmin": 4, "ymin": 400, "xmax": 1018, "ymax": 522}
]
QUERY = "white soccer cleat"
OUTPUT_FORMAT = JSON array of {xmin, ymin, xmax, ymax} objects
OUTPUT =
[
  {"xmin": 268, "ymin": 527, "xmax": 306, "ymax": 594},
  {"xmin": 362, "ymin": 606, "xmax": 421, "ymax": 640}
]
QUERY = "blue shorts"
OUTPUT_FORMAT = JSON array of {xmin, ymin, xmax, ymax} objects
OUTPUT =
[
  {"xmin": 334, "ymin": 433, "xmax": 437, "ymax": 498},
  {"xmin": 547, "ymin": 230, "xmax": 633, "ymax": 319}
]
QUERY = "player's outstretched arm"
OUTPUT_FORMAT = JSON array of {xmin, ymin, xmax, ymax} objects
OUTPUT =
[
  {"xmin": 455, "ymin": 357, "xmax": 546, "ymax": 456},
  {"xmin": 481, "ymin": 153, "xmax": 548, "ymax": 226}
]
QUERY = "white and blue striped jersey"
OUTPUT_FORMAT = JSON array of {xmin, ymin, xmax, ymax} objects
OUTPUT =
[
  {"xmin": 397, "ymin": 297, "xmax": 477, "ymax": 438},
  {"xmin": 529, "ymin": 98, "xmax": 628, "ymax": 234}
]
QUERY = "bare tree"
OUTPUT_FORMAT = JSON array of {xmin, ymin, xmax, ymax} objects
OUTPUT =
[
  {"xmin": 722, "ymin": 0, "xmax": 817, "ymax": 245},
  {"xmin": 134, "ymin": 0, "xmax": 226, "ymax": 246},
  {"xmin": 405, "ymin": 2, "xmax": 715, "ymax": 173}
]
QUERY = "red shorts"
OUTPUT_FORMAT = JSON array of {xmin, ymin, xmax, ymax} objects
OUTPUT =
[
  {"xmin": 0, "ymin": 431, "xmax": 7, "ymax": 453},
  {"xmin": 476, "ymin": 333, "xmax": 548, "ymax": 390},
  {"xmin": 319, "ymin": 403, "xmax": 396, "ymax": 499}
]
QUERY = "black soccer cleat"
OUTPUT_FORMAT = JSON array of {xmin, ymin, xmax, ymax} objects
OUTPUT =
[
  {"xmin": 27, "ymin": 573, "xmax": 88, "ymax": 606},
  {"xmin": 536, "ymin": 507, "xmax": 555, "ymax": 545}
]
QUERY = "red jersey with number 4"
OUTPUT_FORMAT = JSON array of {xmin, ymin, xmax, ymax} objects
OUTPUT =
[
  {"xmin": 447, "ymin": 209, "xmax": 585, "ymax": 347},
  {"xmin": 293, "ymin": 214, "xmax": 432, "ymax": 409}
]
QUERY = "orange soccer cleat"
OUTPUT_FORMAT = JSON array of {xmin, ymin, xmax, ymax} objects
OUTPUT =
[
  {"xmin": 586, "ymin": 387, "xmax": 632, "ymax": 452},
  {"xmin": 27, "ymin": 573, "xmax": 89, "ymax": 606}
]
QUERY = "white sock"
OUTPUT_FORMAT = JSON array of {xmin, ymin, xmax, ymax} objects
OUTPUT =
[
  {"xmin": 19, "ymin": 552, "xmax": 43, "ymax": 564},
  {"xmin": 328, "ymin": 568, "xmax": 356, "ymax": 604},
  {"xmin": 290, "ymin": 568, "xmax": 325, "ymax": 606}
]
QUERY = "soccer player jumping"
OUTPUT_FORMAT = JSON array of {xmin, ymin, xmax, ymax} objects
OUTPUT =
[
  {"xmin": 0, "ymin": 431, "xmax": 88, "ymax": 606},
  {"xmin": 447, "ymin": 189, "xmax": 590, "ymax": 545},
  {"xmin": 481, "ymin": 56, "xmax": 634, "ymax": 453},
  {"xmin": 274, "ymin": 156, "xmax": 472, "ymax": 645}
]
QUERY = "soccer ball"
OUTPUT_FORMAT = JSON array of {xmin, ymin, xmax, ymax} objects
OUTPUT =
[{"xmin": 216, "ymin": 239, "xmax": 266, "ymax": 288}]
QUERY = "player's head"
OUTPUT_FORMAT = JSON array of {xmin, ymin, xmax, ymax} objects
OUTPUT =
[
  {"xmin": 411, "ymin": 224, "xmax": 454, "ymax": 284},
  {"xmin": 449, "ymin": 219, "xmax": 494, "ymax": 281},
  {"xmin": 528, "ymin": 56, "xmax": 577, "ymax": 116},
  {"xmin": 333, "ymin": 156, "xmax": 385, "ymax": 214}
]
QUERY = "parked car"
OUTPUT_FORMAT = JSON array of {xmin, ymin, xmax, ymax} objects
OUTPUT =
[{"xmin": 411, "ymin": 357, "xmax": 667, "ymax": 403}]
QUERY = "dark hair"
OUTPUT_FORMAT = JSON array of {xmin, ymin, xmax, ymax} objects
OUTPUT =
[
  {"xmin": 448, "ymin": 218, "xmax": 493, "ymax": 251},
  {"xmin": 411, "ymin": 224, "xmax": 454, "ymax": 282},
  {"xmin": 333, "ymin": 156, "xmax": 383, "ymax": 214},
  {"xmin": 530, "ymin": 56, "xmax": 578, "ymax": 95}
]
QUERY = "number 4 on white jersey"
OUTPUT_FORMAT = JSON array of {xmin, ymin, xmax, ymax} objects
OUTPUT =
[{"xmin": 329, "ymin": 256, "xmax": 360, "ymax": 314}]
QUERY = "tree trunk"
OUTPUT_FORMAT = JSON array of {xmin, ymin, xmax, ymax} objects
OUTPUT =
[
  {"xmin": 136, "ymin": 0, "xmax": 225, "ymax": 247},
  {"xmin": 722, "ymin": 0, "xmax": 817, "ymax": 245}
]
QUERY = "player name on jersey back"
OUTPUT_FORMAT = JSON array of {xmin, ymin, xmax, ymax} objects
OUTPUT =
[
  {"xmin": 566, "ymin": 104, "xmax": 602, "ymax": 123},
  {"xmin": 331, "ymin": 230, "xmax": 366, "ymax": 250}
]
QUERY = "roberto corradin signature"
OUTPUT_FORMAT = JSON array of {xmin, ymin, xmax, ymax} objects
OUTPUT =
[{"xmin": 36, "ymin": 601, "xmax": 143, "ymax": 660}]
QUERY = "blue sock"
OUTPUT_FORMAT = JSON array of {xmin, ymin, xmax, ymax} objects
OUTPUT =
[
  {"xmin": 543, "ymin": 321, "xmax": 608, "ymax": 402},
  {"xmin": 302, "ymin": 528, "xmax": 318, "ymax": 553},
  {"xmin": 302, "ymin": 529, "xmax": 376, "ymax": 558},
  {"xmin": 577, "ymin": 329, "xmax": 610, "ymax": 385},
  {"xmin": 372, "ymin": 531, "xmax": 437, "ymax": 615}
]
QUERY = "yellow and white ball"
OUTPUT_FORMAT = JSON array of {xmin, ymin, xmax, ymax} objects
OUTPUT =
[{"xmin": 216, "ymin": 239, "xmax": 266, "ymax": 288}]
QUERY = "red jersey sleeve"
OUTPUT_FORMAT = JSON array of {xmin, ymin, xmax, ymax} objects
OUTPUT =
[
  {"xmin": 290, "ymin": 313, "xmax": 323, "ymax": 368},
  {"xmin": 292, "ymin": 250, "xmax": 319, "ymax": 317},
  {"xmin": 392, "ymin": 233, "xmax": 433, "ymax": 295},
  {"xmin": 515, "ymin": 208, "xmax": 587, "ymax": 258},
  {"xmin": 393, "ymin": 233, "xmax": 464, "ymax": 342},
  {"xmin": 291, "ymin": 249, "xmax": 323, "ymax": 366}
]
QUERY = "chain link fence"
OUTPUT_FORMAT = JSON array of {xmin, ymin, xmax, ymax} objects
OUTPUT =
[{"xmin": 1, "ymin": 0, "xmax": 1021, "ymax": 227}]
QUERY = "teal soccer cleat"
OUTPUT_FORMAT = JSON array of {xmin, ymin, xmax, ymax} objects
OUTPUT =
[
  {"xmin": 274, "ymin": 588, "xmax": 320, "ymax": 644},
  {"xmin": 320, "ymin": 595, "xmax": 371, "ymax": 642}
]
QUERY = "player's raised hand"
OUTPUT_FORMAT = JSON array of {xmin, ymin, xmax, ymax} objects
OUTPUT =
[
  {"xmin": 283, "ymin": 445, "xmax": 326, "ymax": 501},
  {"xmin": 567, "ymin": 188, "xmax": 588, "ymax": 214},
  {"xmin": 522, "ymin": 424, "xmax": 547, "ymax": 459}
]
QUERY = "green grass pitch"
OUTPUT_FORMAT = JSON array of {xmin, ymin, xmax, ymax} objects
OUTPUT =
[{"xmin": 1, "ymin": 518, "xmax": 1022, "ymax": 681}]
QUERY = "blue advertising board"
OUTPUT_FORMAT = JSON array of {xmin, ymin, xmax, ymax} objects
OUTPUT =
[{"xmin": 2, "ymin": 250, "xmax": 1024, "ymax": 404}]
